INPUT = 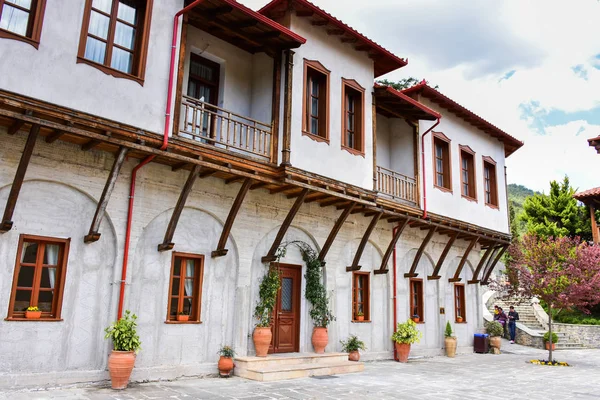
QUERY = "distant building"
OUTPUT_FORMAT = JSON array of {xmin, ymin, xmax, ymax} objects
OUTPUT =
[{"xmin": 574, "ymin": 188, "xmax": 600, "ymax": 244}]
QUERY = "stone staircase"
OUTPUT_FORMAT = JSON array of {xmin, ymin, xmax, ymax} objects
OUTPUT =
[
  {"xmin": 489, "ymin": 301, "xmax": 585, "ymax": 350},
  {"xmin": 234, "ymin": 352, "xmax": 364, "ymax": 382}
]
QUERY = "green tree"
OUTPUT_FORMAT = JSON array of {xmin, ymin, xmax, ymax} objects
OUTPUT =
[
  {"xmin": 509, "ymin": 201, "xmax": 519, "ymax": 239},
  {"xmin": 376, "ymin": 77, "xmax": 439, "ymax": 91},
  {"xmin": 521, "ymin": 176, "xmax": 592, "ymax": 241}
]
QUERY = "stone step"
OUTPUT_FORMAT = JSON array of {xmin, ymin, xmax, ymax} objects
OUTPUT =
[
  {"xmin": 556, "ymin": 342, "xmax": 585, "ymax": 348},
  {"xmin": 234, "ymin": 352, "xmax": 349, "ymax": 370},
  {"xmin": 234, "ymin": 355, "xmax": 364, "ymax": 382}
]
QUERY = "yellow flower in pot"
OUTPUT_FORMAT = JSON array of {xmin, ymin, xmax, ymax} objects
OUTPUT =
[{"xmin": 391, "ymin": 319, "xmax": 422, "ymax": 363}]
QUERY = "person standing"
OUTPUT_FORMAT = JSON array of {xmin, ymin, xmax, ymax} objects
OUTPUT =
[{"xmin": 508, "ymin": 306, "xmax": 519, "ymax": 343}]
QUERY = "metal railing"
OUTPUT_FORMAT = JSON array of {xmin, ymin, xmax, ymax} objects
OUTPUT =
[
  {"xmin": 179, "ymin": 95, "xmax": 272, "ymax": 161},
  {"xmin": 376, "ymin": 166, "xmax": 417, "ymax": 204}
]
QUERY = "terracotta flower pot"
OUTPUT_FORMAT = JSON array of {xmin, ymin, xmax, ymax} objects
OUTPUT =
[
  {"xmin": 218, "ymin": 356, "xmax": 234, "ymax": 377},
  {"xmin": 445, "ymin": 337, "xmax": 457, "ymax": 358},
  {"xmin": 177, "ymin": 315, "xmax": 189, "ymax": 322},
  {"xmin": 412, "ymin": 317, "xmax": 420, "ymax": 323},
  {"xmin": 545, "ymin": 342, "xmax": 556, "ymax": 351},
  {"xmin": 348, "ymin": 351, "xmax": 360, "ymax": 361},
  {"xmin": 107, "ymin": 350, "xmax": 136, "ymax": 390},
  {"xmin": 395, "ymin": 342, "xmax": 411, "ymax": 363},
  {"xmin": 489, "ymin": 336, "xmax": 502, "ymax": 350},
  {"xmin": 312, "ymin": 327, "xmax": 328, "ymax": 354},
  {"xmin": 253, "ymin": 327, "xmax": 272, "ymax": 357},
  {"xmin": 356, "ymin": 315, "xmax": 364, "ymax": 322},
  {"xmin": 25, "ymin": 311, "xmax": 41, "ymax": 319},
  {"xmin": 456, "ymin": 317, "xmax": 463, "ymax": 323}
]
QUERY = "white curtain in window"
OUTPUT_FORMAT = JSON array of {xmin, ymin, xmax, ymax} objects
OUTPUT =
[
  {"xmin": 45, "ymin": 244, "xmax": 59, "ymax": 289},
  {"xmin": 20, "ymin": 242, "xmax": 34, "ymax": 262},
  {"xmin": 184, "ymin": 259, "xmax": 194, "ymax": 296}
]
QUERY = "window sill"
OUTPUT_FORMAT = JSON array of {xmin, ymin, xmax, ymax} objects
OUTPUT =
[
  {"xmin": 76, "ymin": 57, "xmax": 144, "ymax": 86},
  {"xmin": 433, "ymin": 184, "xmax": 452, "ymax": 194},
  {"xmin": 0, "ymin": 29, "xmax": 40, "ymax": 49},
  {"xmin": 341, "ymin": 145, "xmax": 365, "ymax": 157},
  {"xmin": 164, "ymin": 320, "xmax": 203, "ymax": 324},
  {"xmin": 351, "ymin": 320, "xmax": 371, "ymax": 323},
  {"xmin": 301, "ymin": 130, "xmax": 330, "ymax": 144},
  {"xmin": 455, "ymin": 321, "xmax": 467, "ymax": 324},
  {"xmin": 485, "ymin": 203, "xmax": 499, "ymax": 210},
  {"xmin": 461, "ymin": 195, "xmax": 478, "ymax": 203},
  {"xmin": 5, "ymin": 317, "xmax": 63, "ymax": 322}
]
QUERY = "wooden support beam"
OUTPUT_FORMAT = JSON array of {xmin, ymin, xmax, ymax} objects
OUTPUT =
[
  {"xmin": 262, "ymin": 188, "xmax": 309, "ymax": 262},
  {"xmin": 250, "ymin": 181, "xmax": 268, "ymax": 190},
  {"xmin": 270, "ymin": 51, "xmax": 282, "ymax": 164},
  {"xmin": 212, "ymin": 178, "xmax": 252, "ymax": 257},
  {"xmin": 374, "ymin": 218, "xmax": 409, "ymax": 275},
  {"xmin": 198, "ymin": 169, "xmax": 216, "ymax": 178},
  {"xmin": 350, "ymin": 207, "xmax": 367, "ymax": 215},
  {"xmin": 468, "ymin": 245, "xmax": 495, "ymax": 284},
  {"xmin": 1, "ymin": 124, "xmax": 40, "ymax": 232},
  {"xmin": 304, "ymin": 193, "xmax": 329, "ymax": 203},
  {"xmin": 7, "ymin": 120, "xmax": 25, "ymax": 135},
  {"xmin": 81, "ymin": 139, "xmax": 101, "ymax": 151},
  {"xmin": 286, "ymin": 188, "xmax": 307, "ymax": 199},
  {"xmin": 428, "ymin": 232, "xmax": 458, "ymax": 280},
  {"xmin": 270, "ymin": 185, "xmax": 295, "ymax": 194},
  {"xmin": 346, "ymin": 212, "xmax": 383, "ymax": 272},
  {"xmin": 404, "ymin": 226, "xmax": 437, "ymax": 278},
  {"xmin": 448, "ymin": 237, "xmax": 479, "ymax": 282},
  {"xmin": 208, "ymin": 5, "xmax": 233, "ymax": 16},
  {"xmin": 232, "ymin": 19, "xmax": 258, "ymax": 28},
  {"xmin": 481, "ymin": 245, "xmax": 508, "ymax": 285},
  {"xmin": 225, "ymin": 176, "xmax": 244, "ymax": 185},
  {"xmin": 45, "ymin": 129, "xmax": 65, "ymax": 143},
  {"xmin": 318, "ymin": 202, "xmax": 355, "ymax": 263},
  {"xmin": 321, "ymin": 198, "xmax": 348, "ymax": 208},
  {"xmin": 171, "ymin": 162, "xmax": 188, "ymax": 172},
  {"xmin": 84, "ymin": 147, "xmax": 129, "ymax": 243},
  {"xmin": 157, "ymin": 165, "xmax": 202, "ymax": 251}
]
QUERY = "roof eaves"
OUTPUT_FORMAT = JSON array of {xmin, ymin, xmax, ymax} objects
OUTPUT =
[{"xmin": 374, "ymin": 83, "xmax": 441, "ymax": 120}]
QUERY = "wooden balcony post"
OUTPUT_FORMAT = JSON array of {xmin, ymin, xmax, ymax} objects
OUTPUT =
[
  {"xmin": 372, "ymin": 94, "xmax": 377, "ymax": 188},
  {"xmin": 281, "ymin": 49, "xmax": 294, "ymax": 166},
  {"xmin": 270, "ymin": 51, "xmax": 282, "ymax": 164},
  {"xmin": 590, "ymin": 204, "xmax": 599, "ymax": 244},
  {"xmin": 172, "ymin": 14, "xmax": 188, "ymax": 138}
]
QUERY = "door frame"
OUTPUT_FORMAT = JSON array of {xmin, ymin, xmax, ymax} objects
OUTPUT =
[{"xmin": 270, "ymin": 263, "xmax": 302, "ymax": 354}]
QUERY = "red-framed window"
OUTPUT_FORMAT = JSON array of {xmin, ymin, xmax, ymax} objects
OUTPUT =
[
  {"xmin": 454, "ymin": 284, "xmax": 466, "ymax": 322},
  {"xmin": 352, "ymin": 272, "xmax": 370, "ymax": 321},
  {"xmin": 410, "ymin": 278, "xmax": 424, "ymax": 322},
  {"xmin": 0, "ymin": 0, "xmax": 47, "ymax": 48},
  {"xmin": 166, "ymin": 253, "xmax": 204, "ymax": 323}
]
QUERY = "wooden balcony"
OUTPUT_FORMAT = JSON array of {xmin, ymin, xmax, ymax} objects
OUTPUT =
[
  {"xmin": 179, "ymin": 96, "xmax": 273, "ymax": 162},
  {"xmin": 376, "ymin": 166, "xmax": 417, "ymax": 205}
]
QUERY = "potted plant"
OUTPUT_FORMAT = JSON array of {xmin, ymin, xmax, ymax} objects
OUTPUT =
[
  {"xmin": 253, "ymin": 266, "xmax": 280, "ymax": 357},
  {"xmin": 340, "ymin": 334, "xmax": 366, "ymax": 361},
  {"xmin": 391, "ymin": 319, "xmax": 422, "ymax": 363},
  {"xmin": 218, "ymin": 345, "xmax": 235, "ymax": 377},
  {"xmin": 25, "ymin": 306, "xmax": 41, "ymax": 319},
  {"xmin": 104, "ymin": 310, "xmax": 141, "ymax": 390},
  {"xmin": 456, "ymin": 316, "xmax": 463, "ymax": 323},
  {"xmin": 412, "ymin": 314, "xmax": 420, "ymax": 323},
  {"xmin": 355, "ymin": 311, "xmax": 364, "ymax": 322},
  {"xmin": 485, "ymin": 320, "xmax": 504, "ymax": 351},
  {"xmin": 543, "ymin": 331, "xmax": 558, "ymax": 350},
  {"xmin": 177, "ymin": 311, "xmax": 189, "ymax": 322},
  {"xmin": 444, "ymin": 321, "xmax": 457, "ymax": 358}
]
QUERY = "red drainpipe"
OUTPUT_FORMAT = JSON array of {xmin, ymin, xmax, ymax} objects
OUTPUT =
[
  {"xmin": 117, "ymin": 0, "xmax": 206, "ymax": 319},
  {"xmin": 420, "ymin": 117, "xmax": 441, "ymax": 220}
]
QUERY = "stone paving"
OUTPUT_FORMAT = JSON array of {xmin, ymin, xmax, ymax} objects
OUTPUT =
[{"xmin": 3, "ymin": 341, "xmax": 600, "ymax": 400}]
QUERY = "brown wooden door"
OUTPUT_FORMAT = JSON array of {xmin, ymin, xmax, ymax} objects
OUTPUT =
[{"xmin": 270, "ymin": 264, "xmax": 301, "ymax": 354}]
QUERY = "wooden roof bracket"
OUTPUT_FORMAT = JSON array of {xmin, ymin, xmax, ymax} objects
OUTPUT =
[
  {"xmin": 374, "ymin": 218, "xmax": 409, "ymax": 275},
  {"xmin": 84, "ymin": 146, "xmax": 129, "ymax": 243},
  {"xmin": 261, "ymin": 188, "xmax": 309, "ymax": 262},
  {"xmin": 448, "ymin": 236, "xmax": 479, "ymax": 282},
  {"xmin": 212, "ymin": 178, "xmax": 252, "ymax": 257},
  {"xmin": 1, "ymin": 124, "xmax": 40, "ymax": 233},
  {"xmin": 404, "ymin": 226, "xmax": 437, "ymax": 278},
  {"xmin": 346, "ymin": 211, "xmax": 383, "ymax": 272},
  {"xmin": 157, "ymin": 164, "xmax": 202, "ymax": 251},
  {"xmin": 318, "ymin": 201, "xmax": 355, "ymax": 263},
  {"xmin": 481, "ymin": 244, "xmax": 508, "ymax": 285},
  {"xmin": 468, "ymin": 245, "xmax": 495, "ymax": 284},
  {"xmin": 428, "ymin": 232, "xmax": 458, "ymax": 280}
]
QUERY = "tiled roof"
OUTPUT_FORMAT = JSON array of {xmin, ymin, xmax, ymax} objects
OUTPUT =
[
  {"xmin": 402, "ymin": 81, "xmax": 524, "ymax": 157},
  {"xmin": 574, "ymin": 187, "xmax": 600, "ymax": 200},
  {"xmin": 259, "ymin": 0, "xmax": 407, "ymax": 77},
  {"xmin": 373, "ymin": 84, "xmax": 440, "ymax": 121}
]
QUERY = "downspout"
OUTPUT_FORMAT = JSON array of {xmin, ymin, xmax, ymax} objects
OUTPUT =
[
  {"xmin": 420, "ymin": 117, "xmax": 441, "ymax": 220},
  {"xmin": 392, "ymin": 223, "xmax": 399, "ymax": 361},
  {"xmin": 117, "ymin": 0, "xmax": 205, "ymax": 319}
]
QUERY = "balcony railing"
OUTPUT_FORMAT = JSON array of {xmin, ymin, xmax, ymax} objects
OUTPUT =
[
  {"xmin": 377, "ymin": 166, "xmax": 417, "ymax": 205},
  {"xmin": 179, "ymin": 95, "xmax": 273, "ymax": 161}
]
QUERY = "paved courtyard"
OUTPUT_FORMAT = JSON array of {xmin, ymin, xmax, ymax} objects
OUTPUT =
[{"xmin": 3, "ymin": 342, "xmax": 600, "ymax": 400}]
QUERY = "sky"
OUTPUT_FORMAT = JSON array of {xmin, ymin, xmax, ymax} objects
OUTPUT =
[{"xmin": 241, "ymin": 0, "xmax": 600, "ymax": 193}]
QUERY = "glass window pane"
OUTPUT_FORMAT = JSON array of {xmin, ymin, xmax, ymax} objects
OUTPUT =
[
  {"xmin": 88, "ymin": 10, "xmax": 110, "ymax": 39},
  {"xmin": 92, "ymin": 0, "xmax": 112, "ymax": 14},
  {"xmin": 21, "ymin": 242, "xmax": 38, "ymax": 263},
  {"xmin": 169, "ymin": 299, "xmax": 178, "ymax": 317},
  {"xmin": 435, "ymin": 143, "xmax": 443, "ymax": 158},
  {"xmin": 0, "ymin": 4, "xmax": 29, "ymax": 36},
  {"xmin": 171, "ymin": 278, "xmax": 180, "ymax": 296},
  {"xmin": 114, "ymin": 21, "xmax": 135, "ymax": 50},
  {"xmin": 183, "ymin": 298, "xmax": 192, "ymax": 315},
  {"xmin": 173, "ymin": 258, "xmax": 181, "ymax": 276},
  {"xmin": 311, "ymin": 79, "xmax": 319, "ymax": 96},
  {"xmin": 184, "ymin": 259, "xmax": 195, "ymax": 278},
  {"xmin": 38, "ymin": 290, "xmax": 54, "ymax": 311},
  {"xmin": 347, "ymin": 114, "xmax": 354, "ymax": 132},
  {"xmin": 111, "ymin": 47, "xmax": 133, "ymax": 74},
  {"xmin": 17, "ymin": 266, "xmax": 35, "ymax": 287},
  {"xmin": 281, "ymin": 277, "xmax": 293, "ymax": 312},
  {"xmin": 84, "ymin": 36, "xmax": 107, "ymax": 64},
  {"xmin": 14, "ymin": 289, "xmax": 31, "ymax": 311},
  {"xmin": 436, "ymin": 158, "xmax": 443, "ymax": 174},
  {"xmin": 40, "ymin": 267, "xmax": 57, "ymax": 289},
  {"xmin": 7, "ymin": 0, "xmax": 33, "ymax": 9},
  {"xmin": 44, "ymin": 244, "xmax": 60, "ymax": 265},
  {"xmin": 187, "ymin": 80, "xmax": 197, "ymax": 98},
  {"xmin": 437, "ymin": 174, "xmax": 443, "ymax": 187},
  {"xmin": 311, "ymin": 97, "xmax": 318, "ymax": 116},
  {"xmin": 117, "ymin": 0, "xmax": 138, "ymax": 25},
  {"xmin": 310, "ymin": 117, "xmax": 318, "ymax": 135}
]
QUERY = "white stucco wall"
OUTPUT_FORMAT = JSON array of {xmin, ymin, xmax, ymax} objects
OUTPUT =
[
  {"xmin": 286, "ymin": 15, "xmax": 375, "ymax": 189},
  {"xmin": 419, "ymin": 97, "xmax": 510, "ymax": 233},
  {"xmin": 0, "ymin": 130, "xmax": 484, "ymax": 388},
  {"xmin": 376, "ymin": 114, "xmax": 415, "ymax": 178},
  {"xmin": 0, "ymin": 0, "xmax": 184, "ymax": 134}
]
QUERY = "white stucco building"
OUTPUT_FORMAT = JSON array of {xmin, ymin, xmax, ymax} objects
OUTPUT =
[{"xmin": 0, "ymin": 0, "xmax": 523, "ymax": 388}]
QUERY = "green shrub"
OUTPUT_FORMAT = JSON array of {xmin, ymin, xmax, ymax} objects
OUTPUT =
[
  {"xmin": 484, "ymin": 320, "xmax": 503, "ymax": 337},
  {"xmin": 543, "ymin": 331, "xmax": 558, "ymax": 343},
  {"xmin": 254, "ymin": 266, "xmax": 281, "ymax": 327},
  {"xmin": 444, "ymin": 321, "xmax": 454, "ymax": 338},
  {"xmin": 104, "ymin": 310, "xmax": 141, "ymax": 353},
  {"xmin": 391, "ymin": 319, "xmax": 422, "ymax": 344},
  {"xmin": 340, "ymin": 335, "xmax": 366, "ymax": 352},
  {"xmin": 218, "ymin": 345, "xmax": 235, "ymax": 358}
]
